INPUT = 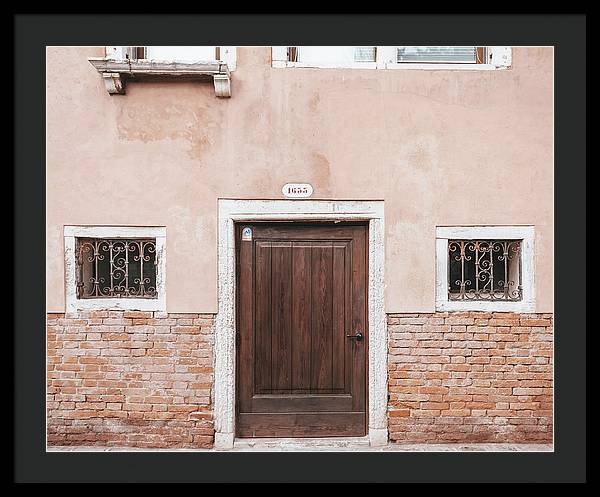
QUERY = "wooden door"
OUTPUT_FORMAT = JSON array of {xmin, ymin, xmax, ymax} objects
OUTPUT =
[{"xmin": 235, "ymin": 222, "xmax": 368, "ymax": 437}]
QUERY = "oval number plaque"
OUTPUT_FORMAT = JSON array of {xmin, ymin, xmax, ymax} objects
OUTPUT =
[{"xmin": 282, "ymin": 183, "xmax": 314, "ymax": 198}]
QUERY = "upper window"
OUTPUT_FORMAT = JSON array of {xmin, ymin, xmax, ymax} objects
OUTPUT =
[
  {"xmin": 105, "ymin": 46, "xmax": 237, "ymax": 70},
  {"xmin": 286, "ymin": 46, "xmax": 378, "ymax": 65},
  {"xmin": 64, "ymin": 226, "xmax": 166, "ymax": 312},
  {"xmin": 436, "ymin": 226, "xmax": 534, "ymax": 312},
  {"xmin": 108, "ymin": 46, "xmax": 219, "ymax": 62},
  {"xmin": 272, "ymin": 46, "xmax": 511, "ymax": 70}
]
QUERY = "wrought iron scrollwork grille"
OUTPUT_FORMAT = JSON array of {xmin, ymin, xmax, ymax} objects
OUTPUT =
[
  {"xmin": 448, "ymin": 239, "xmax": 522, "ymax": 301},
  {"xmin": 76, "ymin": 238, "xmax": 158, "ymax": 299}
]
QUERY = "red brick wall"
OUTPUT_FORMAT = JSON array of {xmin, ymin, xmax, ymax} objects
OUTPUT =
[
  {"xmin": 47, "ymin": 311, "xmax": 215, "ymax": 448},
  {"xmin": 387, "ymin": 312, "xmax": 553, "ymax": 444},
  {"xmin": 48, "ymin": 310, "xmax": 553, "ymax": 448}
]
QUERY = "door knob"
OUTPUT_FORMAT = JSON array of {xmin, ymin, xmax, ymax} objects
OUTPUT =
[{"xmin": 346, "ymin": 332, "xmax": 364, "ymax": 341}]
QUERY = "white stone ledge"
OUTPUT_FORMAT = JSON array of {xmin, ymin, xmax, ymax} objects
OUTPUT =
[{"xmin": 88, "ymin": 58, "xmax": 231, "ymax": 97}]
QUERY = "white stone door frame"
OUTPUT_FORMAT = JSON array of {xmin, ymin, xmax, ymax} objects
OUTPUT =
[{"xmin": 214, "ymin": 199, "xmax": 387, "ymax": 449}]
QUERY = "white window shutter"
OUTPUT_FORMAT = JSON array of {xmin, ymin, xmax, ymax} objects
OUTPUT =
[
  {"xmin": 219, "ymin": 46, "xmax": 237, "ymax": 71},
  {"xmin": 376, "ymin": 46, "xmax": 396, "ymax": 68},
  {"xmin": 123, "ymin": 47, "xmax": 137, "ymax": 60},
  {"xmin": 105, "ymin": 46, "xmax": 139, "ymax": 60},
  {"xmin": 488, "ymin": 46, "xmax": 512, "ymax": 68},
  {"xmin": 354, "ymin": 47, "xmax": 377, "ymax": 62},
  {"xmin": 272, "ymin": 46, "xmax": 288, "ymax": 63},
  {"xmin": 105, "ymin": 46, "xmax": 126, "ymax": 59}
]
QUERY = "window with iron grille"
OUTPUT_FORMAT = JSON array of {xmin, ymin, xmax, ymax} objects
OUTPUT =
[
  {"xmin": 448, "ymin": 239, "xmax": 522, "ymax": 301},
  {"xmin": 76, "ymin": 238, "xmax": 158, "ymax": 299}
]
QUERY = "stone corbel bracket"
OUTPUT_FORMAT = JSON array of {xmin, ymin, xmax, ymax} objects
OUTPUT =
[{"xmin": 88, "ymin": 58, "xmax": 231, "ymax": 98}]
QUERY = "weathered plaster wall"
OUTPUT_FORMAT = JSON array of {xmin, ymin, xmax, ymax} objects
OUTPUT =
[{"xmin": 46, "ymin": 47, "xmax": 553, "ymax": 313}]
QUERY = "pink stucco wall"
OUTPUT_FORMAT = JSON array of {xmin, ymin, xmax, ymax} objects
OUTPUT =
[{"xmin": 46, "ymin": 46, "xmax": 553, "ymax": 313}]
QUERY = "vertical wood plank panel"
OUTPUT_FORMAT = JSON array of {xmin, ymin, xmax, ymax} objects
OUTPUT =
[
  {"xmin": 332, "ymin": 243, "xmax": 347, "ymax": 392},
  {"xmin": 351, "ymin": 228, "xmax": 367, "ymax": 412},
  {"xmin": 254, "ymin": 241, "xmax": 272, "ymax": 393},
  {"xmin": 344, "ymin": 240, "xmax": 353, "ymax": 395},
  {"xmin": 311, "ymin": 242, "xmax": 333, "ymax": 391},
  {"xmin": 291, "ymin": 242, "xmax": 312, "ymax": 391},
  {"xmin": 271, "ymin": 243, "xmax": 292, "ymax": 392}
]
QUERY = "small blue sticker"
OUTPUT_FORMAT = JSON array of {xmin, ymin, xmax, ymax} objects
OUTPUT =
[{"xmin": 241, "ymin": 227, "xmax": 252, "ymax": 241}]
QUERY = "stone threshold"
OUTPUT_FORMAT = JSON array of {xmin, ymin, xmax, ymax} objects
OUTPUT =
[{"xmin": 47, "ymin": 442, "xmax": 553, "ymax": 452}]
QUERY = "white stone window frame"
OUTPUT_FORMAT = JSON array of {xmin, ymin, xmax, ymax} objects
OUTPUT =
[
  {"xmin": 64, "ymin": 226, "xmax": 166, "ymax": 313},
  {"xmin": 435, "ymin": 225, "xmax": 535, "ymax": 313},
  {"xmin": 214, "ymin": 199, "xmax": 387, "ymax": 449},
  {"xmin": 272, "ymin": 46, "xmax": 511, "ymax": 71}
]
